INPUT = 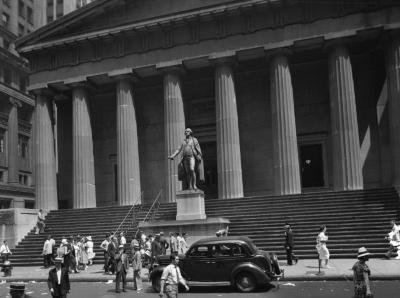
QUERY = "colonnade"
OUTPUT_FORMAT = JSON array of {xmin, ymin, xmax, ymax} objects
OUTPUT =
[{"xmin": 32, "ymin": 38, "xmax": 400, "ymax": 209}]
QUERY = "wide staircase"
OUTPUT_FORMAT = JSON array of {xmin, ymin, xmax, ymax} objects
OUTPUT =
[{"xmin": 9, "ymin": 188, "xmax": 400, "ymax": 266}]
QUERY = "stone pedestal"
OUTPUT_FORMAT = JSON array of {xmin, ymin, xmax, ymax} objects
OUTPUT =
[{"xmin": 176, "ymin": 189, "xmax": 206, "ymax": 220}]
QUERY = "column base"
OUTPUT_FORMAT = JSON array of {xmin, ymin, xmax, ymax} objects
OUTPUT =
[{"xmin": 176, "ymin": 189, "xmax": 206, "ymax": 221}]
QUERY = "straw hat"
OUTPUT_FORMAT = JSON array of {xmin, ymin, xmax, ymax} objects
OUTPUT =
[
  {"xmin": 61, "ymin": 239, "xmax": 68, "ymax": 245},
  {"xmin": 118, "ymin": 244, "xmax": 124, "ymax": 249},
  {"xmin": 54, "ymin": 257, "xmax": 63, "ymax": 263},
  {"xmin": 357, "ymin": 247, "xmax": 371, "ymax": 259},
  {"xmin": 86, "ymin": 236, "xmax": 92, "ymax": 241}
]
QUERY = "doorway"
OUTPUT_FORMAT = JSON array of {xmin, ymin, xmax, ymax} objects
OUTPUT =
[{"xmin": 299, "ymin": 143, "xmax": 325, "ymax": 188}]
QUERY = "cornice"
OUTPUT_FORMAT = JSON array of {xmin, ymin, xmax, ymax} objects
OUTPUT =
[
  {"xmin": 0, "ymin": 83, "xmax": 35, "ymax": 107},
  {"xmin": 0, "ymin": 184, "xmax": 35, "ymax": 196}
]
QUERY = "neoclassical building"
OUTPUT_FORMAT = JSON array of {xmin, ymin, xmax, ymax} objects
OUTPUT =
[{"xmin": 15, "ymin": 0, "xmax": 400, "ymax": 210}]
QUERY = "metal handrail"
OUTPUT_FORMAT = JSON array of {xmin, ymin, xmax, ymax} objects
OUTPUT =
[
  {"xmin": 142, "ymin": 189, "xmax": 162, "ymax": 223},
  {"xmin": 113, "ymin": 192, "xmax": 143, "ymax": 237}
]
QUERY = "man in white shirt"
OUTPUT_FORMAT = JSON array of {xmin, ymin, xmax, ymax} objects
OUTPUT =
[
  {"xmin": 0, "ymin": 240, "xmax": 12, "ymax": 262},
  {"xmin": 159, "ymin": 254, "xmax": 189, "ymax": 298},
  {"xmin": 120, "ymin": 232, "xmax": 126, "ymax": 245},
  {"xmin": 100, "ymin": 233, "xmax": 110, "ymax": 273},
  {"xmin": 47, "ymin": 257, "xmax": 70, "ymax": 298}
]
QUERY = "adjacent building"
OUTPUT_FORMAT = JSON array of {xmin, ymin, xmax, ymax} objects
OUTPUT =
[
  {"xmin": 0, "ymin": 0, "xmax": 36, "ymax": 209},
  {"xmin": 15, "ymin": 0, "xmax": 400, "ymax": 210}
]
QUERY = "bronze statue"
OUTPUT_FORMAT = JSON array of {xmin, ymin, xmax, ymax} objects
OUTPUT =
[{"xmin": 168, "ymin": 128, "xmax": 204, "ymax": 190}]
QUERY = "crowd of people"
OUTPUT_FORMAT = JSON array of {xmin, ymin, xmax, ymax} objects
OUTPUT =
[{"xmin": 41, "ymin": 234, "xmax": 95, "ymax": 272}]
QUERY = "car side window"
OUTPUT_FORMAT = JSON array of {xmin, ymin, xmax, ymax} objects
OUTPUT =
[
  {"xmin": 211, "ymin": 244, "xmax": 232, "ymax": 257},
  {"xmin": 232, "ymin": 244, "xmax": 247, "ymax": 257},
  {"xmin": 188, "ymin": 245, "xmax": 209, "ymax": 258}
]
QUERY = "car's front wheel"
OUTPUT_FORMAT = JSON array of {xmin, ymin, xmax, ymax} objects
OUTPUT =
[
  {"xmin": 235, "ymin": 271, "xmax": 257, "ymax": 292},
  {"xmin": 152, "ymin": 274, "xmax": 161, "ymax": 293}
]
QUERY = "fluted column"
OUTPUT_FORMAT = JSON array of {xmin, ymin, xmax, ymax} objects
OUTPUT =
[
  {"xmin": 116, "ymin": 78, "xmax": 141, "ymax": 205},
  {"xmin": 72, "ymin": 87, "xmax": 96, "ymax": 208},
  {"xmin": 214, "ymin": 62, "xmax": 244, "ymax": 199},
  {"xmin": 7, "ymin": 99, "xmax": 19, "ymax": 185},
  {"xmin": 270, "ymin": 54, "xmax": 301, "ymax": 195},
  {"xmin": 386, "ymin": 35, "xmax": 400, "ymax": 186},
  {"xmin": 328, "ymin": 44, "xmax": 363, "ymax": 190},
  {"xmin": 34, "ymin": 92, "xmax": 58, "ymax": 210},
  {"xmin": 164, "ymin": 71, "xmax": 185, "ymax": 203}
]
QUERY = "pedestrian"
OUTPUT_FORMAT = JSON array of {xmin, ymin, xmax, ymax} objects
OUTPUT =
[
  {"xmin": 159, "ymin": 254, "xmax": 189, "ymax": 298},
  {"xmin": 69, "ymin": 236, "xmax": 79, "ymax": 273},
  {"xmin": 316, "ymin": 225, "xmax": 330, "ymax": 269},
  {"xmin": 115, "ymin": 245, "xmax": 128, "ymax": 293},
  {"xmin": 151, "ymin": 234, "xmax": 162, "ymax": 268},
  {"xmin": 59, "ymin": 239, "xmax": 71, "ymax": 272},
  {"xmin": 78, "ymin": 237, "xmax": 88, "ymax": 270},
  {"xmin": 107, "ymin": 236, "xmax": 118, "ymax": 274},
  {"xmin": 100, "ymin": 233, "xmax": 110, "ymax": 273},
  {"xmin": 36, "ymin": 209, "xmax": 46, "ymax": 234},
  {"xmin": 0, "ymin": 240, "xmax": 12, "ymax": 263},
  {"xmin": 132, "ymin": 244, "xmax": 143, "ymax": 291},
  {"xmin": 284, "ymin": 223, "xmax": 298, "ymax": 265},
  {"xmin": 42, "ymin": 236, "xmax": 53, "ymax": 268},
  {"xmin": 179, "ymin": 233, "xmax": 188, "ymax": 254},
  {"xmin": 169, "ymin": 232, "xmax": 178, "ymax": 254},
  {"xmin": 47, "ymin": 257, "xmax": 70, "ymax": 298},
  {"xmin": 385, "ymin": 220, "xmax": 400, "ymax": 259},
  {"xmin": 86, "ymin": 236, "xmax": 95, "ymax": 265},
  {"xmin": 159, "ymin": 232, "xmax": 169, "ymax": 255},
  {"xmin": 352, "ymin": 247, "xmax": 373, "ymax": 298},
  {"xmin": 120, "ymin": 232, "xmax": 126, "ymax": 245}
]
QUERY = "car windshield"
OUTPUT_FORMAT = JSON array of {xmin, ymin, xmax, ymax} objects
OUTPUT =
[{"xmin": 247, "ymin": 240, "xmax": 258, "ymax": 253}]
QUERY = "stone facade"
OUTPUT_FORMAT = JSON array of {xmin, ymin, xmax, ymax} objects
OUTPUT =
[{"xmin": 14, "ymin": 0, "xmax": 400, "ymax": 208}]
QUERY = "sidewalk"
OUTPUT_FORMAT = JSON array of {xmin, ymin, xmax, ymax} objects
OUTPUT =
[{"xmin": 1, "ymin": 259, "xmax": 399, "ymax": 283}]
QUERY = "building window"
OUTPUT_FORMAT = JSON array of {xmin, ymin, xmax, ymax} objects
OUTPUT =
[
  {"xmin": 76, "ymin": 0, "xmax": 87, "ymax": 9},
  {"xmin": 18, "ymin": 135, "xmax": 29, "ymax": 158},
  {"xmin": 20, "ymin": 77, "xmax": 28, "ymax": 92},
  {"xmin": 19, "ymin": 0, "xmax": 25, "ymax": 18},
  {"xmin": 27, "ymin": 7, "xmax": 33, "ymax": 24},
  {"xmin": 18, "ymin": 23, "xmax": 25, "ymax": 37},
  {"xmin": 2, "ymin": 13, "xmax": 10, "ymax": 28},
  {"xmin": 19, "ymin": 174, "xmax": 28, "ymax": 185},
  {"xmin": 2, "ymin": 0, "xmax": 11, "ymax": 7},
  {"xmin": 0, "ymin": 171, "xmax": 4, "ymax": 183},
  {"xmin": 3, "ymin": 39, "xmax": 10, "ymax": 50},
  {"xmin": 0, "ymin": 130, "xmax": 5, "ymax": 153},
  {"xmin": 47, "ymin": 15, "xmax": 53, "ymax": 23},
  {"xmin": 3, "ymin": 68, "xmax": 11, "ymax": 85},
  {"xmin": 47, "ymin": 0, "xmax": 53, "ymax": 6},
  {"xmin": 25, "ymin": 200, "xmax": 35, "ymax": 209}
]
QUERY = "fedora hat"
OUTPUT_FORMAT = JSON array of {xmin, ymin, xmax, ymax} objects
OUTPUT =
[{"xmin": 357, "ymin": 247, "xmax": 371, "ymax": 258}]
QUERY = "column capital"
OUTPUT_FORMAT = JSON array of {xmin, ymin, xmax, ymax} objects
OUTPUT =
[
  {"xmin": 323, "ymin": 37, "xmax": 352, "ymax": 53},
  {"xmin": 265, "ymin": 47, "xmax": 292, "ymax": 61},
  {"xmin": 30, "ymin": 87, "xmax": 54, "ymax": 97},
  {"xmin": 209, "ymin": 51, "xmax": 238, "ymax": 68},
  {"xmin": 8, "ymin": 97, "xmax": 22, "ymax": 108},
  {"xmin": 108, "ymin": 68, "xmax": 141, "ymax": 83},
  {"xmin": 156, "ymin": 60, "xmax": 186, "ymax": 76}
]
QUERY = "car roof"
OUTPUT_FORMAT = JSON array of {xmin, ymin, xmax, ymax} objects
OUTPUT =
[{"xmin": 191, "ymin": 236, "xmax": 254, "ymax": 247}]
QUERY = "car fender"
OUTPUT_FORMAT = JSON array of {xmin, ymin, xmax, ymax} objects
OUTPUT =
[{"xmin": 231, "ymin": 262, "xmax": 270, "ymax": 285}]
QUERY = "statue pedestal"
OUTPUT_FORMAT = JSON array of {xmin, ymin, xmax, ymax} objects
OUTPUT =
[{"xmin": 176, "ymin": 189, "xmax": 206, "ymax": 221}]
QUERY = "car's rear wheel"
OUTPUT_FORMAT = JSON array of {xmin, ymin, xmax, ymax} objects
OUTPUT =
[
  {"xmin": 152, "ymin": 274, "xmax": 161, "ymax": 293},
  {"xmin": 235, "ymin": 271, "xmax": 257, "ymax": 292}
]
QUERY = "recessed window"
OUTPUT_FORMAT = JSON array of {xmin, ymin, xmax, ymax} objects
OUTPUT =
[
  {"xmin": 27, "ymin": 7, "xmax": 33, "ymax": 24},
  {"xmin": 0, "ymin": 129, "xmax": 5, "ymax": 153},
  {"xmin": 3, "ymin": 68, "xmax": 12, "ymax": 85},
  {"xmin": 18, "ymin": 135, "xmax": 29, "ymax": 158},
  {"xmin": 18, "ymin": 23, "xmax": 25, "ymax": 37},
  {"xmin": 2, "ymin": 13, "xmax": 10, "ymax": 28},
  {"xmin": 19, "ymin": 0, "xmax": 25, "ymax": 18}
]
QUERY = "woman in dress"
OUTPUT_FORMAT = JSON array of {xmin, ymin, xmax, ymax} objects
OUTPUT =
[
  {"xmin": 78, "ymin": 237, "xmax": 88, "ymax": 270},
  {"xmin": 86, "ymin": 235, "xmax": 95, "ymax": 266},
  {"xmin": 316, "ymin": 225, "xmax": 330, "ymax": 269},
  {"xmin": 352, "ymin": 247, "xmax": 373, "ymax": 298}
]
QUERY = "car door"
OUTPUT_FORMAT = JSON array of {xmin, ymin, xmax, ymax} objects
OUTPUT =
[
  {"xmin": 179, "ymin": 245, "xmax": 211, "ymax": 282},
  {"xmin": 210, "ymin": 243, "xmax": 249, "ymax": 281}
]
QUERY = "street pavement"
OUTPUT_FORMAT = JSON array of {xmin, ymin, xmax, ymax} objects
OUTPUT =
[
  {"xmin": 0, "ymin": 259, "xmax": 399, "ymax": 297},
  {"xmin": 2, "ymin": 258, "xmax": 400, "ymax": 282}
]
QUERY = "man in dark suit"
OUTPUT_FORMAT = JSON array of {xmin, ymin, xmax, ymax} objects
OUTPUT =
[
  {"xmin": 47, "ymin": 257, "xmax": 70, "ymax": 298},
  {"xmin": 284, "ymin": 223, "xmax": 298, "ymax": 265},
  {"xmin": 159, "ymin": 231, "xmax": 169, "ymax": 255},
  {"xmin": 115, "ymin": 245, "xmax": 128, "ymax": 293},
  {"xmin": 107, "ymin": 236, "xmax": 118, "ymax": 274}
]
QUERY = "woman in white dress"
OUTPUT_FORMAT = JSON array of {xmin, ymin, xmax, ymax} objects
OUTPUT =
[
  {"xmin": 86, "ymin": 235, "xmax": 95, "ymax": 266},
  {"xmin": 316, "ymin": 225, "xmax": 330, "ymax": 269}
]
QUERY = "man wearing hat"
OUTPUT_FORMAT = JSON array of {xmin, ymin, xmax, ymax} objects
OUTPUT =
[
  {"xmin": 352, "ymin": 247, "xmax": 372, "ymax": 298},
  {"xmin": 132, "ymin": 243, "xmax": 143, "ymax": 291},
  {"xmin": 115, "ymin": 245, "xmax": 128, "ymax": 293},
  {"xmin": 47, "ymin": 257, "xmax": 70, "ymax": 298},
  {"xmin": 284, "ymin": 223, "xmax": 298, "ymax": 265}
]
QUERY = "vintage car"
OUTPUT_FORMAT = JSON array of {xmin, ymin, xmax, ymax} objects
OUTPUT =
[{"xmin": 150, "ymin": 236, "xmax": 283, "ymax": 292}]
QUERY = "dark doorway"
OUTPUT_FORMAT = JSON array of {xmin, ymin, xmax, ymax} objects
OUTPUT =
[{"xmin": 300, "ymin": 144, "xmax": 324, "ymax": 188}]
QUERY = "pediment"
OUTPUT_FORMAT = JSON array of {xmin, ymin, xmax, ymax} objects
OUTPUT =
[{"xmin": 16, "ymin": 0, "xmax": 236, "ymax": 52}]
